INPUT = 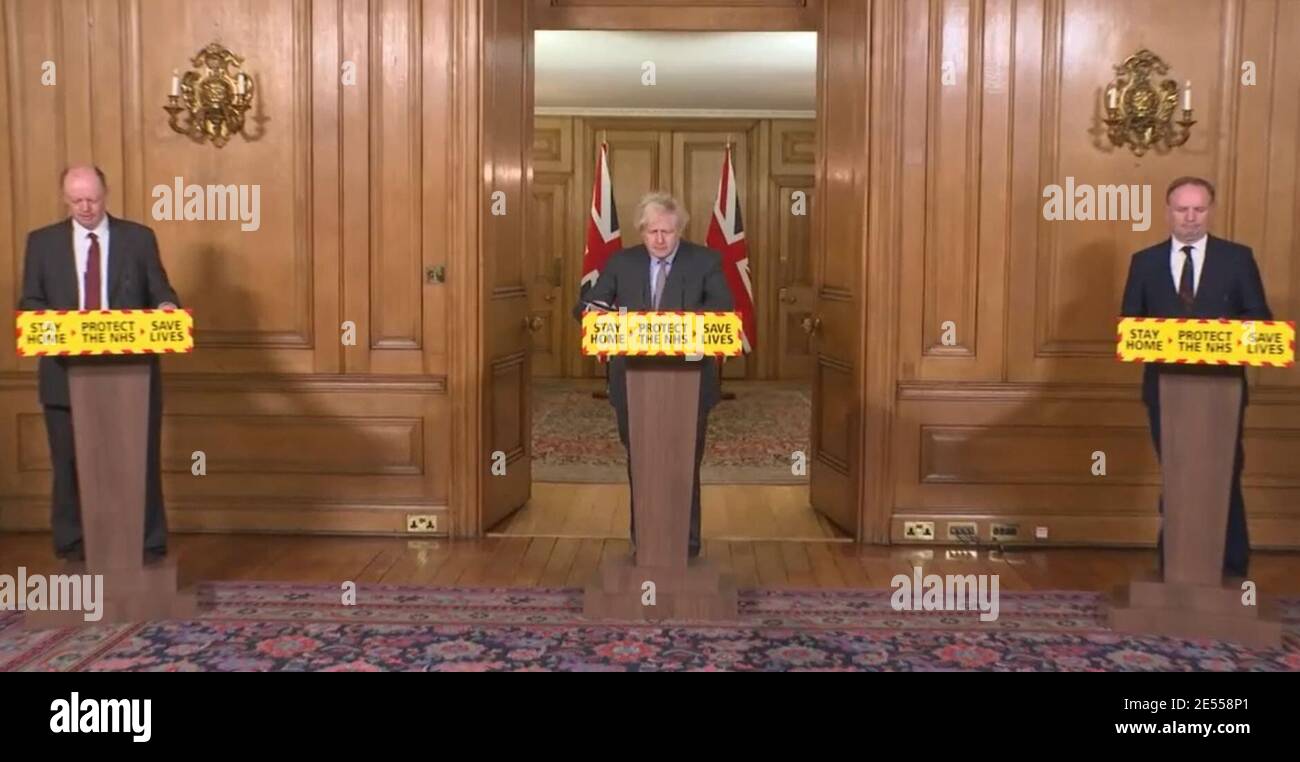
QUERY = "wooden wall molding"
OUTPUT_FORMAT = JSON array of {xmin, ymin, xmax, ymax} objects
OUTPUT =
[
  {"xmin": 446, "ymin": 0, "xmax": 484, "ymax": 538},
  {"xmin": 530, "ymin": 0, "xmax": 820, "ymax": 31}
]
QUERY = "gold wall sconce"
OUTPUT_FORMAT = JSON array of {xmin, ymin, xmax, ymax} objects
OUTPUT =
[
  {"xmin": 164, "ymin": 43, "xmax": 255, "ymax": 148},
  {"xmin": 1102, "ymin": 49, "xmax": 1195, "ymax": 157}
]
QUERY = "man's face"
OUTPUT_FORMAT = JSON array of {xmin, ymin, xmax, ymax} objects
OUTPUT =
[
  {"xmin": 641, "ymin": 206, "xmax": 681, "ymax": 259},
  {"xmin": 1166, "ymin": 184, "xmax": 1213, "ymax": 244},
  {"xmin": 63, "ymin": 170, "xmax": 107, "ymax": 229}
]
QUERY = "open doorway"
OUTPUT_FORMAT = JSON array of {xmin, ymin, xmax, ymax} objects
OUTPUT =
[{"xmin": 486, "ymin": 29, "xmax": 846, "ymax": 543}]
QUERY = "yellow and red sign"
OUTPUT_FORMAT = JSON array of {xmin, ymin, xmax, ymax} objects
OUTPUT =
[
  {"xmin": 15, "ymin": 309, "xmax": 194, "ymax": 357},
  {"xmin": 1116, "ymin": 318, "xmax": 1294, "ymax": 367},
  {"xmin": 581, "ymin": 310, "xmax": 744, "ymax": 358}
]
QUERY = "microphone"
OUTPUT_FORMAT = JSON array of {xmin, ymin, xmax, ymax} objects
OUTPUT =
[{"xmin": 582, "ymin": 299, "xmax": 616, "ymax": 313}]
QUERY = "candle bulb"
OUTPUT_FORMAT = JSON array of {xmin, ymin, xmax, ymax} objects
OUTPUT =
[
  {"xmin": 237, "ymin": 73, "xmax": 246, "ymax": 95},
  {"xmin": 1108, "ymin": 86, "xmax": 1117, "ymax": 110},
  {"xmin": 170, "ymin": 70, "xmax": 179, "ymax": 97},
  {"xmin": 1183, "ymin": 80, "xmax": 1191, "ymax": 111}
]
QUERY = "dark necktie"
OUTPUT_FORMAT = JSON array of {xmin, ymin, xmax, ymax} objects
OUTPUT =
[
  {"xmin": 85, "ymin": 232, "xmax": 102, "ymax": 310},
  {"xmin": 652, "ymin": 260, "xmax": 669, "ymax": 309},
  {"xmin": 1178, "ymin": 244, "xmax": 1195, "ymax": 309}
]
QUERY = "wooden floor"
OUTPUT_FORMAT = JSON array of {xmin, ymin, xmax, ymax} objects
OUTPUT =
[
  {"xmin": 4, "ymin": 532, "xmax": 1300, "ymax": 594},
  {"xmin": 491, "ymin": 483, "xmax": 847, "ymax": 540}
]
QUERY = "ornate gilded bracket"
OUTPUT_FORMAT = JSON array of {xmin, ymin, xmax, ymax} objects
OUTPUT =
[
  {"xmin": 1102, "ymin": 49, "xmax": 1195, "ymax": 157},
  {"xmin": 163, "ymin": 43, "xmax": 255, "ymax": 148}
]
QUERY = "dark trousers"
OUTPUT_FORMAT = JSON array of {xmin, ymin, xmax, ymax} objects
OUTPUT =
[
  {"xmin": 1146, "ymin": 397, "xmax": 1249, "ymax": 577},
  {"xmin": 43, "ymin": 387, "xmax": 168, "ymax": 556},
  {"xmin": 616, "ymin": 391, "xmax": 709, "ymax": 557}
]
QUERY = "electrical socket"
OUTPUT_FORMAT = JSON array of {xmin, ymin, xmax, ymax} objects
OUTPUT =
[
  {"xmin": 991, "ymin": 523, "xmax": 1019, "ymax": 541},
  {"xmin": 947, "ymin": 522, "xmax": 978, "ymax": 541},
  {"xmin": 904, "ymin": 521, "xmax": 935, "ymax": 540},
  {"xmin": 406, "ymin": 514, "xmax": 439, "ymax": 533}
]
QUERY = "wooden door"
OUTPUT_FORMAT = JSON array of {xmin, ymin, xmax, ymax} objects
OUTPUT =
[
  {"xmin": 807, "ymin": 1, "xmax": 866, "ymax": 536},
  {"xmin": 480, "ymin": 0, "xmax": 533, "ymax": 531}
]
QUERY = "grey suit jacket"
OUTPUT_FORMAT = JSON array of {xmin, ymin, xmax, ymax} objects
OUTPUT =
[
  {"xmin": 572, "ymin": 241, "xmax": 735, "ymax": 414},
  {"xmin": 18, "ymin": 216, "xmax": 181, "ymax": 406}
]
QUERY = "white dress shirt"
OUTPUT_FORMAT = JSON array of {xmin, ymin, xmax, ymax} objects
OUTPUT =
[
  {"xmin": 1170, "ymin": 235, "xmax": 1207, "ymax": 297},
  {"xmin": 73, "ymin": 216, "xmax": 110, "ymax": 309}
]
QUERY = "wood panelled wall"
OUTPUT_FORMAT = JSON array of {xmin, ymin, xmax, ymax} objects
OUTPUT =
[
  {"xmin": 528, "ymin": 115, "xmax": 816, "ymax": 381},
  {"xmin": 2, "ymin": 0, "xmax": 1298, "ymax": 548},
  {"xmin": 0, "ymin": 0, "xmax": 455, "ymax": 535},
  {"xmin": 882, "ymin": 0, "xmax": 1300, "ymax": 547}
]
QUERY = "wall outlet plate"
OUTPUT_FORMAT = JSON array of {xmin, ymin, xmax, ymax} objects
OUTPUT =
[{"xmin": 406, "ymin": 514, "xmax": 439, "ymax": 533}]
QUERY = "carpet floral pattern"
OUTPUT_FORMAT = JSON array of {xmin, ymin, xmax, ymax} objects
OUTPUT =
[{"xmin": 3, "ymin": 583, "xmax": 1296, "ymax": 672}]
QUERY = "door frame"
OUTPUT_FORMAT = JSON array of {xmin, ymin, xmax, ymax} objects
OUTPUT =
[{"xmin": 449, "ymin": 0, "xmax": 901, "ymax": 543}]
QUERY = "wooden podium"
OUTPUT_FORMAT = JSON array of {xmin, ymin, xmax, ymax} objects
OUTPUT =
[
  {"xmin": 583, "ymin": 358, "xmax": 738, "ymax": 620},
  {"xmin": 1110, "ymin": 318, "xmax": 1290, "ymax": 648},
  {"xmin": 24, "ymin": 355, "xmax": 195, "ymax": 629},
  {"xmin": 579, "ymin": 309, "xmax": 742, "ymax": 621}
]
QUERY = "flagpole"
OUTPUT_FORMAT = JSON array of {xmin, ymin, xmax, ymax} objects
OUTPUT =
[
  {"xmin": 590, "ymin": 139, "xmax": 613, "ymax": 399},
  {"xmin": 595, "ymin": 139, "xmax": 608, "ymax": 397},
  {"xmin": 719, "ymin": 138, "xmax": 736, "ymax": 401}
]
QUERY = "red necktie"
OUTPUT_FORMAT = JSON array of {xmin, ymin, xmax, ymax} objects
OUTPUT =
[{"xmin": 85, "ymin": 232, "xmax": 101, "ymax": 310}]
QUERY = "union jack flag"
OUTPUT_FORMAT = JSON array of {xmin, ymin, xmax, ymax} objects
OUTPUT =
[
  {"xmin": 706, "ymin": 144, "xmax": 755, "ymax": 352},
  {"xmin": 580, "ymin": 142, "xmax": 622, "ymax": 292}
]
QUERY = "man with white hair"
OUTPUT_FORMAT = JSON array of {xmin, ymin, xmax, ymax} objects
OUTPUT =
[
  {"xmin": 19, "ymin": 165, "xmax": 181, "ymax": 562},
  {"xmin": 573, "ymin": 192, "xmax": 733, "ymax": 557}
]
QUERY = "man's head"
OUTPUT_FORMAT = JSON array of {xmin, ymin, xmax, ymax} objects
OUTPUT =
[
  {"xmin": 1165, "ymin": 176, "xmax": 1215, "ymax": 244},
  {"xmin": 62, "ymin": 165, "xmax": 108, "ymax": 229},
  {"xmin": 635, "ymin": 192, "xmax": 688, "ymax": 259}
]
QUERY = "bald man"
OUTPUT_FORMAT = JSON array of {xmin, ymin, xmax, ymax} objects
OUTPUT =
[
  {"xmin": 1121, "ymin": 176, "xmax": 1272, "ymax": 579},
  {"xmin": 19, "ymin": 165, "xmax": 180, "ymax": 561}
]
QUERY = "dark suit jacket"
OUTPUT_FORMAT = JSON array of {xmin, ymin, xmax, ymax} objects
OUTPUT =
[
  {"xmin": 1120, "ymin": 235, "xmax": 1272, "ymax": 406},
  {"xmin": 572, "ymin": 241, "xmax": 735, "ymax": 413},
  {"xmin": 18, "ymin": 216, "xmax": 181, "ymax": 406}
]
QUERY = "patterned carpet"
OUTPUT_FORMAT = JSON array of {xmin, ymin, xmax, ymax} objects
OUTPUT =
[
  {"xmin": 3, "ymin": 582, "xmax": 1297, "ymax": 671},
  {"xmin": 532, "ymin": 379, "xmax": 810, "ymax": 484}
]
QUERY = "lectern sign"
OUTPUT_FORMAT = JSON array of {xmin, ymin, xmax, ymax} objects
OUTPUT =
[
  {"xmin": 581, "ymin": 311, "xmax": 744, "ymax": 358},
  {"xmin": 1116, "ymin": 318, "xmax": 1294, "ymax": 367},
  {"xmin": 15, "ymin": 309, "xmax": 195, "ymax": 357}
]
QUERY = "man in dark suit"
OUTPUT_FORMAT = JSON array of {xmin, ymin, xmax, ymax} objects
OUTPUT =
[
  {"xmin": 1120, "ymin": 176, "xmax": 1272, "ymax": 578},
  {"xmin": 573, "ymin": 192, "xmax": 734, "ymax": 557},
  {"xmin": 18, "ymin": 165, "xmax": 181, "ymax": 561}
]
